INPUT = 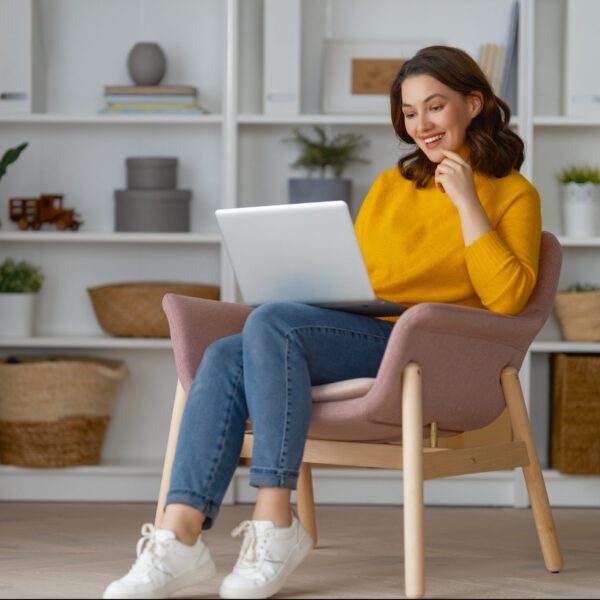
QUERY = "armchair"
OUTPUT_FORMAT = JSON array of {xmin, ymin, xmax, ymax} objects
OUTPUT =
[{"xmin": 157, "ymin": 232, "xmax": 563, "ymax": 599}]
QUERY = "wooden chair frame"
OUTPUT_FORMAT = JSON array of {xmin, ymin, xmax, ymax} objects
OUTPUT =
[{"xmin": 156, "ymin": 362, "xmax": 563, "ymax": 599}]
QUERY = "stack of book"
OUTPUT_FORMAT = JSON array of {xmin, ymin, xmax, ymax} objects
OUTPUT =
[
  {"xmin": 99, "ymin": 85, "xmax": 209, "ymax": 114},
  {"xmin": 478, "ymin": 1, "xmax": 518, "ymax": 102},
  {"xmin": 477, "ymin": 44, "xmax": 508, "ymax": 97}
]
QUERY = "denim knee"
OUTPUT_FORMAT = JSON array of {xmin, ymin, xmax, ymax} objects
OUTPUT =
[
  {"xmin": 196, "ymin": 334, "xmax": 243, "ymax": 378},
  {"xmin": 242, "ymin": 302, "xmax": 297, "ymax": 343}
]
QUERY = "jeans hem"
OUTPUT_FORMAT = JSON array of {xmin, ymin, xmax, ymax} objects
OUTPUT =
[{"xmin": 249, "ymin": 467, "xmax": 299, "ymax": 489}]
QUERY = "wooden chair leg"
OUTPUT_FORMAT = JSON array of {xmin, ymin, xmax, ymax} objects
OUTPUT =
[
  {"xmin": 296, "ymin": 462, "xmax": 318, "ymax": 546},
  {"xmin": 402, "ymin": 362, "xmax": 425, "ymax": 599},
  {"xmin": 154, "ymin": 380, "xmax": 189, "ymax": 527},
  {"xmin": 501, "ymin": 367, "xmax": 564, "ymax": 573}
]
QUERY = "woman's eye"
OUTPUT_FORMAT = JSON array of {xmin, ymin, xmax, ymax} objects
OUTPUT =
[
  {"xmin": 404, "ymin": 112, "xmax": 416, "ymax": 119},
  {"xmin": 431, "ymin": 105, "xmax": 444, "ymax": 112}
]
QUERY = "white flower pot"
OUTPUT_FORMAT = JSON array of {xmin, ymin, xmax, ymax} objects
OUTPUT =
[
  {"xmin": 0, "ymin": 293, "xmax": 37, "ymax": 337},
  {"xmin": 562, "ymin": 182, "xmax": 600, "ymax": 237}
]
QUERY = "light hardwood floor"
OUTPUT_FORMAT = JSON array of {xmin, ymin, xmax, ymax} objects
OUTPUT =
[{"xmin": 1, "ymin": 503, "xmax": 599, "ymax": 599}]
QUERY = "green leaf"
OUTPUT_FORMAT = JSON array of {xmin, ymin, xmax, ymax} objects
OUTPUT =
[{"xmin": 0, "ymin": 142, "xmax": 28, "ymax": 181}]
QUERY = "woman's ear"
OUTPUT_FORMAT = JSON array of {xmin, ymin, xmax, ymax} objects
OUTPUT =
[{"xmin": 468, "ymin": 91, "xmax": 484, "ymax": 119}]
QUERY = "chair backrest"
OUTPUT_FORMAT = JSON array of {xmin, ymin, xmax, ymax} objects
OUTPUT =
[{"xmin": 361, "ymin": 232, "xmax": 563, "ymax": 434}]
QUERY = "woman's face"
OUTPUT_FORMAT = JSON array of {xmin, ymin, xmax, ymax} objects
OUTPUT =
[{"xmin": 400, "ymin": 74, "xmax": 482, "ymax": 163}]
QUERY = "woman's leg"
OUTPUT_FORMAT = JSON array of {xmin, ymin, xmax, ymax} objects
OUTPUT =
[
  {"xmin": 104, "ymin": 334, "xmax": 248, "ymax": 599},
  {"xmin": 219, "ymin": 302, "xmax": 394, "ymax": 599},
  {"xmin": 165, "ymin": 333, "xmax": 249, "ymax": 535},
  {"xmin": 241, "ymin": 302, "xmax": 394, "ymax": 516}
]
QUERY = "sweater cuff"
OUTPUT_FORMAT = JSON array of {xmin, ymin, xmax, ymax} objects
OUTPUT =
[{"xmin": 464, "ymin": 230, "xmax": 512, "ymax": 283}]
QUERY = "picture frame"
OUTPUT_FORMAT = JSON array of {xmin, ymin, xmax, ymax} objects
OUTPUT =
[{"xmin": 321, "ymin": 40, "xmax": 439, "ymax": 114}]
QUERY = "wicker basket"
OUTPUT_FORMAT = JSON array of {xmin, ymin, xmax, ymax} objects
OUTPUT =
[
  {"xmin": 0, "ymin": 355, "xmax": 128, "ymax": 467},
  {"xmin": 551, "ymin": 353, "xmax": 600, "ymax": 474},
  {"xmin": 554, "ymin": 290, "xmax": 600, "ymax": 342},
  {"xmin": 88, "ymin": 281, "xmax": 220, "ymax": 337}
]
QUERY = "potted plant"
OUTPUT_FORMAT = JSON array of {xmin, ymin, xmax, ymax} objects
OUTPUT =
[
  {"xmin": 557, "ymin": 165, "xmax": 600, "ymax": 237},
  {"xmin": 0, "ymin": 257, "xmax": 44, "ymax": 337},
  {"xmin": 284, "ymin": 126, "xmax": 369, "ymax": 204},
  {"xmin": 554, "ymin": 282, "xmax": 600, "ymax": 342}
]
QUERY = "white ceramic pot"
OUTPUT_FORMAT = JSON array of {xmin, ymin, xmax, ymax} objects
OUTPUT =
[
  {"xmin": 562, "ymin": 182, "xmax": 600, "ymax": 237},
  {"xmin": 0, "ymin": 293, "xmax": 37, "ymax": 337}
]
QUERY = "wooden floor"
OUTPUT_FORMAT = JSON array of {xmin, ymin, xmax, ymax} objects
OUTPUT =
[{"xmin": 1, "ymin": 503, "xmax": 599, "ymax": 599}]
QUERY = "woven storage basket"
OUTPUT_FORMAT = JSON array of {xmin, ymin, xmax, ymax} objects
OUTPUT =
[
  {"xmin": 88, "ymin": 281, "xmax": 220, "ymax": 337},
  {"xmin": 0, "ymin": 355, "xmax": 128, "ymax": 468},
  {"xmin": 551, "ymin": 353, "xmax": 600, "ymax": 474},
  {"xmin": 554, "ymin": 290, "xmax": 600, "ymax": 342}
]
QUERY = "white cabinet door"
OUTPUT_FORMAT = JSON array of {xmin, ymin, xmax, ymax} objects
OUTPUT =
[{"xmin": 0, "ymin": 0, "xmax": 32, "ymax": 113}]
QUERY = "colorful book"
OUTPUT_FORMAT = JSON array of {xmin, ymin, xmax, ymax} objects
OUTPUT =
[
  {"xmin": 105, "ymin": 94, "xmax": 197, "ymax": 104},
  {"xmin": 105, "ymin": 102, "xmax": 199, "ymax": 111},
  {"xmin": 104, "ymin": 85, "xmax": 198, "ymax": 96},
  {"xmin": 98, "ymin": 107, "xmax": 209, "ymax": 114}
]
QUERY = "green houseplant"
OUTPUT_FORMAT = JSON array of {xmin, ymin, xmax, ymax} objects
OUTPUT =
[
  {"xmin": 0, "ymin": 257, "xmax": 44, "ymax": 337},
  {"xmin": 284, "ymin": 126, "xmax": 370, "ymax": 204},
  {"xmin": 557, "ymin": 165, "xmax": 600, "ymax": 237}
]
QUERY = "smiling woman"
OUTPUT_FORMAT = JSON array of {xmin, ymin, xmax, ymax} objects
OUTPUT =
[
  {"xmin": 390, "ymin": 45, "xmax": 524, "ymax": 187},
  {"xmin": 353, "ymin": 44, "xmax": 541, "ymax": 316}
]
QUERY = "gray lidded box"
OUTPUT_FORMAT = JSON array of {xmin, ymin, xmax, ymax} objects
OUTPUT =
[
  {"xmin": 126, "ymin": 157, "xmax": 178, "ymax": 190},
  {"xmin": 114, "ymin": 189, "xmax": 191, "ymax": 232}
]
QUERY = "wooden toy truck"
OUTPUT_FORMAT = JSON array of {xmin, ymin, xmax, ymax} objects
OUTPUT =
[{"xmin": 9, "ymin": 194, "xmax": 83, "ymax": 231}]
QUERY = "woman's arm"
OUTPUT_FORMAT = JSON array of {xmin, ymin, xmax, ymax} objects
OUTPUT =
[{"xmin": 435, "ymin": 149, "xmax": 541, "ymax": 315}]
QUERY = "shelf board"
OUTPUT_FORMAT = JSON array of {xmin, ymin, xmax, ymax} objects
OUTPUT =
[
  {"xmin": 534, "ymin": 115, "xmax": 600, "ymax": 127},
  {"xmin": 0, "ymin": 231, "xmax": 222, "ymax": 244},
  {"xmin": 557, "ymin": 236, "xmax": 600, "ymax": 247},
  {"xmin": 0, "ymin": 113, "xmax": 223, "ymax": 125},
  {"xmin": 0, "ymin": 459, "xmax": 162, "ymax": 476},
  {"xmin": 238, "ymin": 113, "xmax": 391, "ymax": 125},
  {"xmin": 0, "ymin": 336, "xmax": 173, "ymax": 349},
  {"xmin": 531, "ymin": 341, "xmax": 600, "ymax": 353},
  {"xmin": 239, "ymin": 114, "xmax": 521, "ymax": 127}
]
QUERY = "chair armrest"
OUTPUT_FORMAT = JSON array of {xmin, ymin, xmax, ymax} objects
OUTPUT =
[
  {"xmin": 162, "ymin": 294, "xmax": 253, "ymax": 391},
  {"xmin": 366, "ymin": 302, "xmax": 539, "ymax": 431}
]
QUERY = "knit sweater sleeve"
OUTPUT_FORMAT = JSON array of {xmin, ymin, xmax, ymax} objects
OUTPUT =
[{"xmin": 464, "ymin": 182, "xmax": 541, "ymax": 315}]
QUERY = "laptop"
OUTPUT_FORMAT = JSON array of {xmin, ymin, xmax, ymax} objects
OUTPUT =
[{"xmin": 215, "ymin": 201, "xmax": 406, "ymax": 317}]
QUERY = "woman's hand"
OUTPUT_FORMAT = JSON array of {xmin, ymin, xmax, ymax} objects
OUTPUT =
[
  {"xmin": 435, "ymin": 149, "xmax": 492, "ymax": 246},
  {"xmin": 434, "ymin": 149, "xmax": 479, "ymax": 211}
]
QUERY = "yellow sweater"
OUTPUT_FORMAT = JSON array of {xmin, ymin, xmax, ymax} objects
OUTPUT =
[{"xmin": 354, "ymin": 167, "xmax": 542, "ymax": 319}]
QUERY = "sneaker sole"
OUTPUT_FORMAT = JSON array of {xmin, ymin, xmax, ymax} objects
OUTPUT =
[
  {"xmin": 218, "ymin": 529, "xmax": 313, "ymax": 600},
  {"xmin": 103, "ymin": 558, "xmax": 217, "ymax": 599}
]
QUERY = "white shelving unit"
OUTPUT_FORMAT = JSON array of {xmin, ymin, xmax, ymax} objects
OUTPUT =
[{"xmin": 1, "ymin": 0, "xmax": 599, "ymax": 507}]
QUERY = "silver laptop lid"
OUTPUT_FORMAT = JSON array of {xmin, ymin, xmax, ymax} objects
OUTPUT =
[{"xmin": 215, "ymin": 201, "xmax": 376, "ymax": 306}]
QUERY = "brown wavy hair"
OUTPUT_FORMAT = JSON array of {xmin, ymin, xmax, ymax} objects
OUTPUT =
[{"xmin": 390, "ymin": 45, "xmax": 524, "ymax": 188}]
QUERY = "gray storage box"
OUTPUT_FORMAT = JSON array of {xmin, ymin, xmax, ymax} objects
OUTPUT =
[
  {"xmin": 114, "ymin": 189, "xmax": 191, "ymax": 232},
  {"xmin": 126, "ymin": 157, "xmax": 178, "ymax": 190}
]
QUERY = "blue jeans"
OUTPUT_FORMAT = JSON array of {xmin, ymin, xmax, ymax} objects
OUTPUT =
[{"xmin": 166, "ymin": 302, "xmax": 394, "ymax": 529}]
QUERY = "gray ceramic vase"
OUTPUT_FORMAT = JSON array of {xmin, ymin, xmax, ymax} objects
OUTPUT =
[{"xmin": 127, "ymin": 42, "xmax": 167, "ymax": 86}]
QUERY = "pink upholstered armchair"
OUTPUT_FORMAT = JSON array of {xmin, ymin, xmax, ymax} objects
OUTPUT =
[{"xmin": 156, "ymin": 231, "xmax": 563, "ymax": 599}]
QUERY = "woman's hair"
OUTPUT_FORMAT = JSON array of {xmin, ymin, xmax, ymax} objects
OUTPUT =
[{"xmin": 390, "ymin": 45, "xmax": 524, "ymax": 187}]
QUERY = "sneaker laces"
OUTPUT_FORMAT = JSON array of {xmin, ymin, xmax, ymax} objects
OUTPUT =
[
  {"xmin": 129, "ymin": 523, "xmax": 172, "ymax": 577},
  {"xmin": 231, "ymin": 521, "xmax": 272, "ymax": 568}
]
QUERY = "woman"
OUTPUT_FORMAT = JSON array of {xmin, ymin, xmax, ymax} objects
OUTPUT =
[{"xmin": 104, "ymin": 45, "xmax": 540, "ymax": 600}]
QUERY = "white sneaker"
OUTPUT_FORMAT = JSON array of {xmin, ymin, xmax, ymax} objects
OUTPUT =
[
  {"xmin": 103, "ymin": 523, "xmax": 217, "ymax": 599},
  {"xmin": 219, "ymin": 517, "xmax": 313, "ymax": 599}
]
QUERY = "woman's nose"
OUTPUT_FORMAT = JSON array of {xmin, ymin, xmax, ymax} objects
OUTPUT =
[{"xmin": 416, "ymin": 113, "xmax": 433, "ymax": 133}]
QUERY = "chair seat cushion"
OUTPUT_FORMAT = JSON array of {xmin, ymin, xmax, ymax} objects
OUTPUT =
[{"xmin": 311, "ymin": 378, "xmax": 375, "ymax": 403}]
